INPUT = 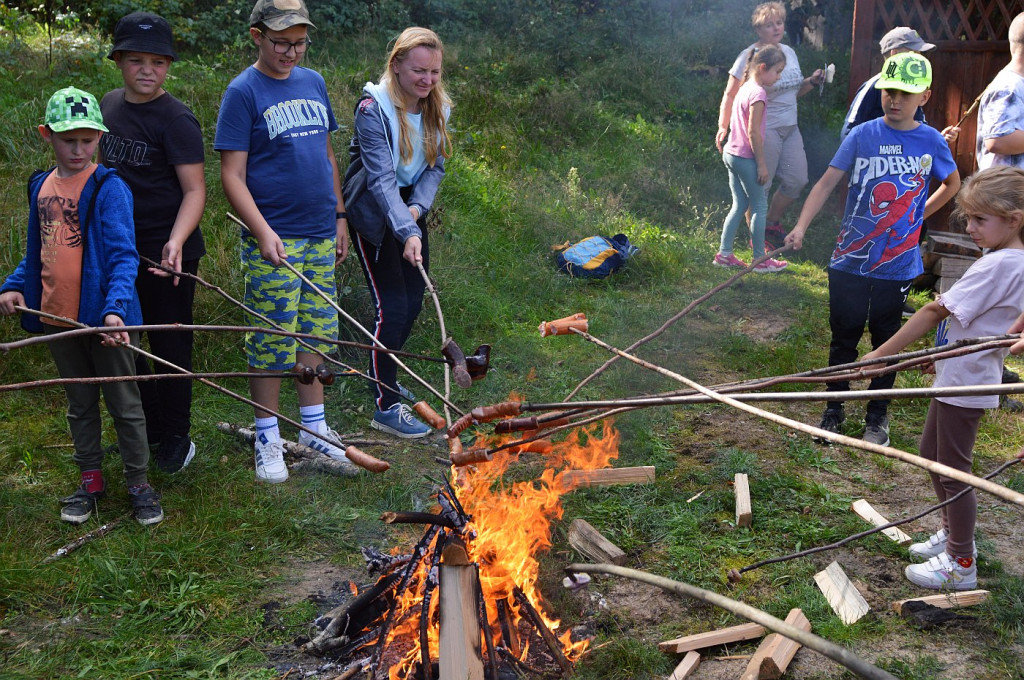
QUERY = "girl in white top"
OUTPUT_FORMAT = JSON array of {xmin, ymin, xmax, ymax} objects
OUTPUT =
[
  {"xmin": 716, "ymin": 2, "xmax": 824, "ymax": 249},
  {"xmin": 714, "ymin": 45, "xmax": 789, "ymax": 272},
  {"xmin": 863, "ymin": 166, "xmax": 1024, "ymax": 591}
]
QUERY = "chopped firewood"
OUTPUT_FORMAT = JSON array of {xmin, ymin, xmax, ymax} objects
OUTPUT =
[
  {"xmin": 891, "ymin": 589, "xmax": 989, "ymax": 615},
  {"xmin": 440, "ymin": 534, "xmax": 472, "ymax": 566},
  {"xmin": 568, "ymin": 518, "xmax": 627, "ymax": 566},
  {"xmin": 850, "ymin": 499, "xmax": 911, "ymax": 545},
  {"xmin": 735, "ymin": 473, "xmax": 752, "ymax": 528},
  {"xmin": 439, "ymin": 563, "xmax": 484, "ymax": 680},
  {"xmin": 741, "ymin": 608, "xmax": 810, "ymax": 680},
  {"xmin": 814, "ymin": 561, "xmax": 869, "ymax": 625},
  {"xmin": 561, "ymin": 465, "xmax": 655, "ymax": 488},
  {"xmin": 668, "ymin": 650, "xmax": 700, "ymax": 679},
  {"xmin": 657, "ymin": 621, "xmax": 765, "ymax": 654},
  {"xmin": 42, "ymin": 514, "xmax": 130, "ymax": 563}
]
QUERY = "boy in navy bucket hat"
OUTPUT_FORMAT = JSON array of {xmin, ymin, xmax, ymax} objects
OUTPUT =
[{"xmin": 100, "ymin": 11, "xmax": 206, "ymax": 475}]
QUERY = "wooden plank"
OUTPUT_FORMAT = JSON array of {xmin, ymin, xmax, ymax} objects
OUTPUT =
[
  {"xmin": 891, "ymin": 589, "xmax": 990, "ymax": 615},
  {"xmin": 735, "ymin": 473, "xmax": 752, "ymax": 528},
  {"xmin": 815, "ymin": 561, "xmax": 870, "ymax": 625},
  {"xmin": 667, "ymin": 650, "xmax": 701, "ymax": 680},
  {"xmin": 740, "ymin": 608, "xmax": 811, "ymax": 680},
  {"xmin": 657, "ymin": 621, "xmax": 765, "ymax": 654},
  {"xmin": 567, "ymin": 518, "xmax": 627, "ymax": 566},
  {"xmin": 561, "ymin": 466, "xmax": 655, "ymax": 488},
  {"xmin": 850, "ymin": 499, "xmax": 912, "ymax": 546},
  {"xmin": 439, "ymin": 564, "xmax": 484, "ymax": 680}
]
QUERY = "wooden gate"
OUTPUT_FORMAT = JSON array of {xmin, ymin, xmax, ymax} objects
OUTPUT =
[{"xmin": 850, "ymin": 0, "xmax": 1024, "ymax": 233}]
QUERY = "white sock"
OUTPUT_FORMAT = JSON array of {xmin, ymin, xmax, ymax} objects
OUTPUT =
[
  {"xmin": 255, "ymin": 416, "xmax": 279, "ymax": 443},
  {"xmin": 299, "ymin": 404, "xmax": 326, "ymax": 437}
]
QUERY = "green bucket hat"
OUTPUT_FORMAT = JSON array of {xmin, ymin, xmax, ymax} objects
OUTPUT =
[
  {"xmin": 875, "ymin": 52, "xmax": 932, "ymax": 94},
  {"xmin": 44, "ymin": 87, "xmax": 108, "ymax": 133}
]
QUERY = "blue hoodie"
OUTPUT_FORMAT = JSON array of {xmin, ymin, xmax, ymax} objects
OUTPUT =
[{"xmin": 1, "ymin": 165, "xmax": 142, "ymax": 333}]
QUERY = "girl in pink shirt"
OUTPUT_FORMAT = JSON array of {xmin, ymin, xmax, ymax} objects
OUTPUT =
[{"xmin": 714, "ymin": 45, "xmax": 789, "ymax": 273}]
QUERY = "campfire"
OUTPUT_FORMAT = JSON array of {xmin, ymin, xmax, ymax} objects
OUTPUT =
[{"xmin": 305, "ymin": 421, "xmax": 622, "ymax": 679}]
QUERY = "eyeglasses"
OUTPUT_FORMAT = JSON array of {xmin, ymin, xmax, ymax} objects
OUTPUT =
[{"xmin": 256, "ymin": 29, "xmax": 311, "ymax": 54}]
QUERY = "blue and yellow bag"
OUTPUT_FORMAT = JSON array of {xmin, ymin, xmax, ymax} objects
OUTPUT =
[{"xmin": 554, "ymin": 234, "xmax": 638, "ymax": 279}]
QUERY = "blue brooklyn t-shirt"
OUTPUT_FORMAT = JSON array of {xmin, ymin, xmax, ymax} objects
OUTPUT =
[
  {"xmin": 214, "ymin": 66, "xmax": 338, "ymax": 239},
  {"xmin": 829, "ymin": 117, "xmax": 957, "ymax": 280}
]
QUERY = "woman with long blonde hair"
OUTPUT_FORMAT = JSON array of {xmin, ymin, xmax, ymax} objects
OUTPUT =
[{"xmin": 342, "ymin": 27, "xmax": 452, "ymax": 437}]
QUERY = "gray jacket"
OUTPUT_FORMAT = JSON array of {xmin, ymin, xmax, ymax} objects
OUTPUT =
[{"xmin": 342, "ymin": 93, "xmax": 446, "ymax": 248}]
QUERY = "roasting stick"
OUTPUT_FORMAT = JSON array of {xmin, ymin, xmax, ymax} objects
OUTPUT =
[
  {"xmin": 227, "ymin": 212, "xmax": 463, "ymax": 416},
  {"xmin": 11, "ymin": 306, "xmax": 388, "ymax": 472},
  {"xmin": 566, "ymin": 563, "xmax": 897, "ymax": 680},
  {"xmin": 729, "ymin": 458, "xmax": 1022, "ymax": 581},
  {"xmin": 416, "ymin": 261, "xmax": 453, "ymax": 425},
  {"xmin": 565, "ymin": 245, "xmax": 793, "ymax": 400},
  {"xmin": 569, "ymin": 328, "xmax": 1024, "ymax": 508}
]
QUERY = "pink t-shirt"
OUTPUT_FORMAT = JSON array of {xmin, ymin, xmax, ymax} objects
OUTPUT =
[{"xmin": 724, "ymin": 80, "xmax": 767, "ymax": 159}]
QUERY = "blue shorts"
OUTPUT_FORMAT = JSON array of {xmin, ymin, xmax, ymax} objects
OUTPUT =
[{"xmin": 242, "ymin": 236, "xmax": 339, "ymax": 370}]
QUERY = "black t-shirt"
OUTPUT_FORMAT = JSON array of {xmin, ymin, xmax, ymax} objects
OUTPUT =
[{"xmin": 99, "ymin": 89, "xmax": 206, "ymax": 261}]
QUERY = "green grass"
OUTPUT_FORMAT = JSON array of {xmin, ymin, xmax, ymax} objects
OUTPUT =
[{"xmin": 2, "ymin": 9, "xmax": 1024, "ymax": 680}]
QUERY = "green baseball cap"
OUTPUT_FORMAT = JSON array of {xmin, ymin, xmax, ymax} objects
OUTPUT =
[
  {"xmin": 44, "ymin": 87, "xmax": 108, "ymax": 133},
  {"xmin": 249, "ymin": 0, "xmax": 315, "ymax": 31},
  {"xmin": 874, "ymin": 52, "xmax": 932, "ymax": 94}
]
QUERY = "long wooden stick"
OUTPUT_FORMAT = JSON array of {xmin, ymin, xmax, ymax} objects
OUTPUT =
[
  {"xmin": 566, "ymin": 563, "xmax": 897, "ymax": 680},
  {"xmin": 11, "ymin": 306, "xmax": 388, "ymax": 473},
  {"xmin": 227, "ymin": 212, "xmax": 464, "ymax": 416},
  {"xmin": 570, "ymin": 328, "xmax": 1024, "ymax": 509},
  {"xmin": 41, "ymin": 514, "xmax": 130, "ymax": 563},
  {"xmin": 564, "ymin": 245, "xmax": 792, "ymax": 399},
  {"xmin": 417, "ymin": 261, "xmax": 453, "ymax": 426}
]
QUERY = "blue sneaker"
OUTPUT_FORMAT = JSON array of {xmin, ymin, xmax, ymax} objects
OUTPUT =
[{"xmin": 371, "ymin": 404, "xmax": 431, "ymax": 438}]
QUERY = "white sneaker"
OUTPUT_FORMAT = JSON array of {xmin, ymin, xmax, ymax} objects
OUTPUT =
[
  {"xmin": 908, "ymin": 528, "xmax": 948, "ymax": 561},
  {"xmin": 254, "ymin": 433, "xmax": 288, "ymax": 483},
  {"xmin": 299, "ymin": 426, "xmax": 358, "ymax": 471},
  {"xmin": 905, "ymin": 552, "xmax": 977, "ymax": 591}
]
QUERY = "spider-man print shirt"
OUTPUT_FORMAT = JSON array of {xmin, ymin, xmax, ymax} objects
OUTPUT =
[{"xmin": 828, "ymin": 117, "xmax": 957, "ymax": 280}]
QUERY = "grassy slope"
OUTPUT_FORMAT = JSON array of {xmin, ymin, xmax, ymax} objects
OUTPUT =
[{"xmin": 2, "ymin": 15, "xmax": 1024, "ymax": 680}]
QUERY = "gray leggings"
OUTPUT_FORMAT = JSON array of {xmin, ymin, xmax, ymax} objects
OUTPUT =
[
  {"xmin": 45, "ymin": 324, "xmax": 149, "ymax": 486},
  {"xmin": 919, "ymin": 399, "xmax": 983, "ymax": 557},
  {"xmin": 763, "ymin": 124, "xmax": 809, "ymax": 200}
]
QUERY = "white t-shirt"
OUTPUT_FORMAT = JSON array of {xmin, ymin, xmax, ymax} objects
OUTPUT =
[
  {"xmin": 976, "ymin": 67, "xmax": 1024, "ymax": 170},
  {"xmin": 934, "ymin": 248, "xmax": 1024, "ymax": 408},
  {"xmin": 730, "ymin": 43, "xmax": 802, "ymax": 129}
]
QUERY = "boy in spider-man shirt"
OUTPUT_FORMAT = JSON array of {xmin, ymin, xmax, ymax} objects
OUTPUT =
[{"xmin": 785, "ymin": 52, "xmax": 960, "ymax": 447}]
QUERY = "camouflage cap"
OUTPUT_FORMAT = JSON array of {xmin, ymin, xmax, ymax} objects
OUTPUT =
[
  {"xmin": 44, "ymin": 87, "xmax": 108, "ymax": 133},
  {"xmin": 249, "ymin": 0, "xmax": 315, "ymax": 31}
]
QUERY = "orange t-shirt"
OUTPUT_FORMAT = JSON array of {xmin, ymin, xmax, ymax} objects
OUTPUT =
[{"xmin": 38, "ymin": 165, "xmax": 96, "ymax": 326}]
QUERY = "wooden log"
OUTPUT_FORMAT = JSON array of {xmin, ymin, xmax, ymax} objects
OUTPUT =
[
  {"xmin": 439, "ymin": 564, "xmax": 484, "ymax": 680},
  {"xmin": 568, "ymin": 518, "xmax": 627, "ymax": 566},
  {"xmin": 216, "ymin": 422, "xmax": 361, "ymax": 474},
  {"xmin": 735, "ymin": 473, "xmax": 752, "ymax": 528},
  {"xmin": 561, "ymin": 465, "xmax": 655, "ymax": 488},
  {"xmin": 42, "ymin": 514, "xmax": 130, "ymax": 563},
  {"xmin": 741, "ymin": 608, "xmax": 810, "ymax": 680},
  {"xmin": 891, "ymin": 589, "xmax": 989, "ymax": 615},
  {"xmin": 667, "ymin": 650, "xmax": 701, "ymax": 680},
  {"xmin": 850, "ymin": 499, "xmax": 911, "ymax": 546},
  {"xmin": 814, "ymin": 561, "xmax": 869, "ymax": 625},
  {"xmin": 658, "ymin": 621, "xmax": 766, "ymax": 654}
]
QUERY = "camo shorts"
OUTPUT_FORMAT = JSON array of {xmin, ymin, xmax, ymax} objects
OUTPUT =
[{"xmin": 242, "ymin": 236, "xmax": 338, "ymax": 370}]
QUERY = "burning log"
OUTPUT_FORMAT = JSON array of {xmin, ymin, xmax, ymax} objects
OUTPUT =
[
  {"xmin": 381, "ymin": 511, "xmax": 457, "ymax": 531},
  {"xmin": 513, "ymin": 586, "xmax": 573, "ymax": 677},
  {"xmin": 305, "ymin": 571, "xmax": 404, "ymax": 654},
  {"xmin": 495, "ymin": 599, "xmax": 521, "ymax": 658},
  {"xmin": 439, "ymin": 540, "xmax": 485, "ymax": 680}
]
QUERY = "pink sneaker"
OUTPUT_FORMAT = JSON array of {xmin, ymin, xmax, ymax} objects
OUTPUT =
[
  {"xmin": 713, "ymin": 252, "xmax": 747, "ymax": 268},
  {"xmin": 753, "ymin": 257, "xmax": 789, "ymax": 273}
]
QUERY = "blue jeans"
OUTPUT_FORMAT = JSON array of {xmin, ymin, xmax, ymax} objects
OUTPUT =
[{"xmin": 720, "ymin": 152, "xmax": 767, "ymax": 257}]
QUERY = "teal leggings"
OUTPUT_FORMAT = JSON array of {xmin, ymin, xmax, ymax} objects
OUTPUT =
[{"xmin": 720, "ymin": 152, "xmax": 767, "ymax": 258}]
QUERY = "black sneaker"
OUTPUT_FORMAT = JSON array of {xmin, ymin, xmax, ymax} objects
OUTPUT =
[
  {"xmin": 902, "ymin": 302, "xmax": 916, "ymax": 318},
  {"xmin": 863, "ymin": 413, "xmax": 890, "ymax": 447},
  {"xmin": 129, "ymin": 485, "xmax": 164, "ymax": 526},
  {"xmin": 156, "ymin": 435, "xmax": 195, "ymax": 474},
  {"xmin": 814, "ymin": 408, "xmax": 845, "ymax": 444},
  {"xmin": 1003, "ymin": 367, "xmax": 1021, "ymax": 384},
  {"xmin": 60, "ymin": 484, "xmax": 105, "ymax": 524}
]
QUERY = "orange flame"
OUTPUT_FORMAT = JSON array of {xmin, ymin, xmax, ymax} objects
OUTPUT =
[{"xmin": 383, "ymin": 419, "xmax": 617, "ymax": 677}]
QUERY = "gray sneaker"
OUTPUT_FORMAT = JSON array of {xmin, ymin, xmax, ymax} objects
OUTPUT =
[
  {"xmin": 814, "ymin": 407, "xmax": 844, "ymax": 444},
  {"xmin": 863, "ymin": 413, "xmax": 890, "ymax": 446}
]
